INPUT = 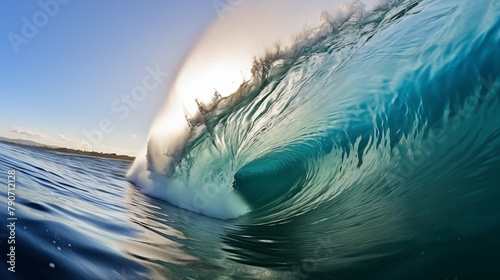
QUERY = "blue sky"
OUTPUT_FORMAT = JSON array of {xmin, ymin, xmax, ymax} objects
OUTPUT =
[{"xmin": 0, "ymin": 0, "xmax": 216, "ymax": 155}]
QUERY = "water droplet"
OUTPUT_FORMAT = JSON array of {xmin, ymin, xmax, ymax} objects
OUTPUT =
[
  {"xmin": 49, "ymin": 263, "xmax": 55, "ymax": 268},
  {"xmin": 53, "ymin": 241, "xmax": 56, "ymax": 244},
  {"xmin": 23, "ymin": 226, "xmax": 26, "ymax": 229},
  {"xmin": 57, "ymin": 247, "xmax": 61, "ymax": 251}
]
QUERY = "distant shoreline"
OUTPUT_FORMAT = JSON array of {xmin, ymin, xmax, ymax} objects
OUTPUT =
[{"xmin": 0, "ymin": 140, "xmax": 135, "ymax": 162}]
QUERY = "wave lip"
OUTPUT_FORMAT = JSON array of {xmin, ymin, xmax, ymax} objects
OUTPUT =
[{"xmin": 128, "ymin": 0, "xmax": 500, "ymax": 220}]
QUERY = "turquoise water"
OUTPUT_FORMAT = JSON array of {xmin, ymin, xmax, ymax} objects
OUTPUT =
[
  {"xmin": 130, "ymin": 0, "xmax": 500, "ymax": 221},
  {"xmin": 2, "ymin": 0, "xmax": 500, "ymax": 279}
]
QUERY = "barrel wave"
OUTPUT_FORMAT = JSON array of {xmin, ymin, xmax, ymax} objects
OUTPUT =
[{"xmin": 128, "ymin": 0, "xmax": 500, "ymax": 237}]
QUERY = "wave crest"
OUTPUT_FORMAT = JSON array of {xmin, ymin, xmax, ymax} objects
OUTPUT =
[{"xmin": 127, "ymin": 0, "xmax": 500, "ymax": 220}]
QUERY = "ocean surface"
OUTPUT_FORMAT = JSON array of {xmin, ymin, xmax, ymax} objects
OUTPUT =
[{"xmin": 2, "ymin": 0, "xmax": 500, "ymax": 279}]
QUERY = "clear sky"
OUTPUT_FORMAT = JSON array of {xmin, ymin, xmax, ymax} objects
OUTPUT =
[{"xmin": 0, "ymin": 0, "xmax": 378, "ymax": 156}]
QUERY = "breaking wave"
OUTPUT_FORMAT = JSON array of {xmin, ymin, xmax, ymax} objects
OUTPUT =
[{"xmin": 127, "ymin": 0, "xmax": 500, "ymax": 222}]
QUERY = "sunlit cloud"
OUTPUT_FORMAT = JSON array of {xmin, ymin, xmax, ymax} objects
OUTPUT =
[
  {"xmin": 10, "ymin": 125, "xmax": 49, "ymax": 139},
  {"xmin": 57, "ymin": 134, "xmax": 90, "ymax": 147}
]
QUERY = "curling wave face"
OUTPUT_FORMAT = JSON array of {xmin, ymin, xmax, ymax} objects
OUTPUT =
[{"xmin": 127, "ymin": 0, "xmax": 500, "ymax": 221}]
